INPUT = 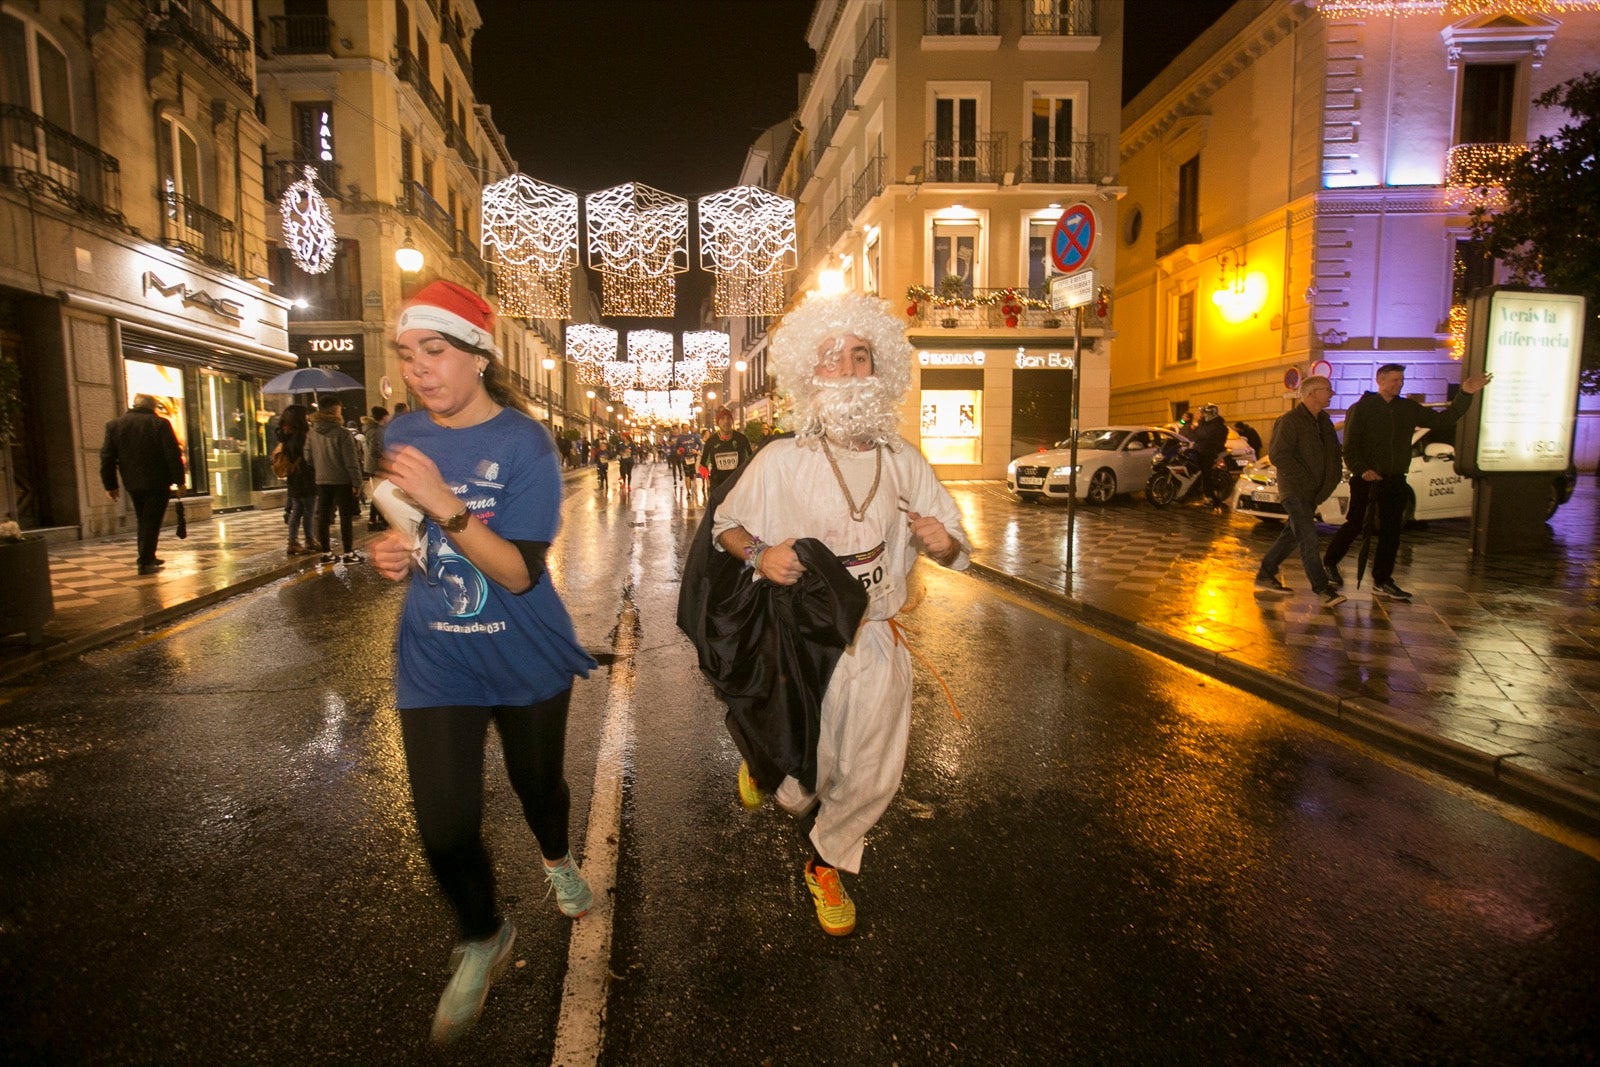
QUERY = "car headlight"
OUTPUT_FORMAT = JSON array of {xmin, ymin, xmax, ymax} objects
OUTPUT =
[
  {"xmin": 1050, "ymin": 465, "xmax": 1074, "ymax": 478},
  {"xmin": 1006, "ymin": 460, "xmax": 1017, "ymax": 476}
]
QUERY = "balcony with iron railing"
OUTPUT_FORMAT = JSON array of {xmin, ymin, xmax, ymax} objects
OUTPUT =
[
  {"xmin": 850, "ymin": 154, "xmax": 886, "ymax": 216},
  {"xmin": 440, "ymin": 18, "xmax": 475, "ymax": 84},
  {"xmin": 852, "ymin": 17, "xmax": 887, "ymax": 87},
  {"xmin": 1022, "ymin": 0, "xmax": 1098, "ymax": 36},
  {"xmin": 458, "ymin": 234, "xmax": 485, "ymax": 277},
  {"xmin": 828, "ymin": 76, "xmax": 857, "ymax": 138},
  {"xmin": 144, "ymin": 0, "xmax": 253, "ymax": 93},
  {"xmin": 924, "ymin": 136, "xmax": 1006, "ymax": 183},
  {"xmin": 405, "ymin": 180, "xmax": 456, "ymax": 246},
  {"xmin": 265, "ymin": 158, "xmax": 342, "ymax": 201},
  {"xmin": 1156, "ymin": 221, "xmax": 1202, "ymax": 257},
  {"xmin": 395, "ymin": 46, "xmax": 449, "ymax": 130},
  {"xmin": 266, "ymin": 14, "xmax": 332, "ymax": 55},
  {"xmin": 0, "ymin": 105, "xmax": 124, "ymax": 225},
  {"xmin": 160, "ymin": 189, "xmax": 236, "ymax": 269},
  {"xmin": 924, "ymin": 0, "xmax": 997, "ymax": 36},
  {"xmin": 447, "ymin": 123, "xmax": 479, "ymax": 172},
  {"xmin": 907, "ymin": 285, "xmax": 1101, "ymax": 331},
  {"xmin": 1019, "ymin": 137, "xmax": 1106, "ymax": 185}
]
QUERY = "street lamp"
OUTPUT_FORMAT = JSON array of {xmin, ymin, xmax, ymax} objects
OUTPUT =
[{"xmin": 395, "ymin": 228, "xmax": 423, "ymax": 274}]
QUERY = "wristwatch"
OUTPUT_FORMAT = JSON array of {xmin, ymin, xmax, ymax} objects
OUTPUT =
[{"xmin": 438, "ymin": 503, "xmax": 471, "ymax": 532}]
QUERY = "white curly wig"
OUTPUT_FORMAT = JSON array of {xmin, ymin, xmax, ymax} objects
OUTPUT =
[{"xmin": 769, "ymin": 292, "xmax": 913, "ymax": 415}]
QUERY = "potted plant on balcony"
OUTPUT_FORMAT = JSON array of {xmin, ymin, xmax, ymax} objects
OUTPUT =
[
  {"xmin": 937, "ymin": 273, "xmax": 966, "ymax": 328},
  {"xmin": 0, "ymin": 349, "xmax": 53, "ymax": 645}
]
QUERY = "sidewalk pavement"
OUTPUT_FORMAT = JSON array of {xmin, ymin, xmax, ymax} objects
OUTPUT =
[{"xmin": 2, "ymin": 468, "xmax": 1595, "ymax": 831}]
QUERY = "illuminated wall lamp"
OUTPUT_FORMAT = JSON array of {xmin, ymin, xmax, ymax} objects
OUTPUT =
[
  {"xmin": 1212, "ymin": 272, "xmax": 1268, "ymax": 324},
  {"xmin": 395, "ymin": 228, "xmax": 424, "ymax": 273}
]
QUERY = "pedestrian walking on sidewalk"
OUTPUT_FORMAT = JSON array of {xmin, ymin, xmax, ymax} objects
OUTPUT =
[
  {"xmin": 360, "ymin": 406, "xmax": 390, "ymax": 530},
  {"xmin": 305, "ymin": 398, "xmax": 364, "ymax": 564},
  {"xmin": 370, "ymin": 279, "xmax": 598, "ymax": 1046},
  {"xmin": 274, "ymin": 404, "xmax": 316, "ymax": 555},
  {"xmin": 1253, "ymin": 376, "xmax": 1346, "ymax": 608},
  {"xmin": 99, "ymin": 394, "xmax": 185, "ymax": 575},
  {"xmin": 1322, "ymin": 363, "xmax": 1491, "ymax": 600},
  {"xmin": 703, "ymin": 291, "xmax": 972, "ymax": 938}
]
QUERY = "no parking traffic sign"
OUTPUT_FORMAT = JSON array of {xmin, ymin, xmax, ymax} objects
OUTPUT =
[{"xmin": 1050, "ymin": 203, "xmax": 1098, "ymax": 274}]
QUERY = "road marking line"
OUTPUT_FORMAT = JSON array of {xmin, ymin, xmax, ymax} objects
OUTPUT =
[{"xmin": 550, "ymin": 567, "xmax": 638, "ymax": 1066}]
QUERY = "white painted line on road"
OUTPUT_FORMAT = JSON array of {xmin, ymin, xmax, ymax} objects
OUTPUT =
[{"xmin": 550, "ymin": 571, "xmax": 638, "ymax": 1066}]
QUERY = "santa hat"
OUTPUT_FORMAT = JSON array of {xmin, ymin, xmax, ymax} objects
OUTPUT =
[{"xmin": 396, "ymin": 280, "xmax": 502, "ymax": 357}]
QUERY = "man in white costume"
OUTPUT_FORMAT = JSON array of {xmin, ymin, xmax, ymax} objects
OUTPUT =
[{"xmin": 712, "ymin": 291, "xmax": 971, "ymax": 936}]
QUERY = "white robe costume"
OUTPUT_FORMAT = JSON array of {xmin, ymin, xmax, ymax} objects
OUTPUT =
[{"xmin": 713, "ymin": 434, "xmax": 971, "ymax": 872}]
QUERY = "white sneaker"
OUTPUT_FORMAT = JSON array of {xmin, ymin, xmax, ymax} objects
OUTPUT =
[{"xmin": 430, "ymin": 920, "xmax": 516, "ymax": 1046}]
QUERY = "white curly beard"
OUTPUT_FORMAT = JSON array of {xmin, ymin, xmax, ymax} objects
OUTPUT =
[{"xmin": 799, "ymin": 375, "xmax": 900, "ymax": 446}]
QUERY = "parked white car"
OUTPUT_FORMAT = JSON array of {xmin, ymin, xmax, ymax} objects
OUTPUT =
[{"xmin": 1006, "ymin": 426, "xmax": 1185, "ymax": 503}]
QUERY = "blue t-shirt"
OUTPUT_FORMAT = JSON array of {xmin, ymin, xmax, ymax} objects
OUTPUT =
[{"xmin": 384, "ymin": 408, "xmax": 596, "ymax": 709}]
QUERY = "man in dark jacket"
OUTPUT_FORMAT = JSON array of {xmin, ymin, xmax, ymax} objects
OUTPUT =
[
  {"xmin": 1254, "ymin": 376, "xmax": 1346, "ymax": 608},
  {"xmin": 100, "ymin": 394, "xmax": 185, "ymax": 575},
  {"xmin": 305, "ymin": 398, "xmax": 365, "ymax": 563},
  {"xmin": 1322, "ymin": 363, "xmax": 1490, "ymax": 600}
]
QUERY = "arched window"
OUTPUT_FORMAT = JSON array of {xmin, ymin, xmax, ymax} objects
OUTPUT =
[{"xmin": 1, "ymin": 11, "xmax": 75, "ymax": 178}]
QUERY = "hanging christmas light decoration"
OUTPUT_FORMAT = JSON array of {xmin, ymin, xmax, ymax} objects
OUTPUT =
[
  {"xmin": 675, "ymin": 358, "xmax": 709, "ymax": 394},
  {"xmin": 586, "ymin": 183, "xmax": 688, "ymax": 317},
  {"xmin": 279, "ymin": 166, "xmax": 338, "ymax": 275},
  {"xmin": 627, "ymin": 329, "xmax": 674, "ymax": 389},
  {"xmin": 481, "ymin": 174, "xmax": 578, "ymax": 319},
  {"xmin": 603, "ymin": 360, "xmax": 637, "ymax": 396},
  {"xmin": 683, "ymin": 330, "xmax": 731, "ymax": 372},
  {"xmin": 565, "ymin": 323, "xmax": 615, "ymax": 387},
  {"xmin": 697, "ymin": 185, "xmax": 796, "ymax": 316},
  {"xmin": 1317, "ymin": 0, "xmax": 1600, "ymax": 15}
]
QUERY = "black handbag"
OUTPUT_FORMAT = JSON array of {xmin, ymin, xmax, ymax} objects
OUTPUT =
[{"xmin": 174, "ymin": 496, "xmax": 188, "ymax": 539}]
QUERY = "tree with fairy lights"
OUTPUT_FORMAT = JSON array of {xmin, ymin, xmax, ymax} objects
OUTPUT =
[{"xmin": 1471, "ymin": 71, "xmax": 1600, "ymax": 391}]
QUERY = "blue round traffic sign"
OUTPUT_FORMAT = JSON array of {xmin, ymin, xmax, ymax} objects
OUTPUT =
[{"xmin": 1051, "ymin": 204, "xmax": 1098, "ymax": 274}]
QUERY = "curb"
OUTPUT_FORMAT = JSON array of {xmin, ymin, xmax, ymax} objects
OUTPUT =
[{"xmin": 966, "ymin": 561, "xmax": 1600, "ymax": 835}]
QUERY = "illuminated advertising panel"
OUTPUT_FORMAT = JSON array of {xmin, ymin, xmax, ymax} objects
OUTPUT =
[{"xmin": 1458, "ymin": 287, "xmax": 1585, "ymax": 476}]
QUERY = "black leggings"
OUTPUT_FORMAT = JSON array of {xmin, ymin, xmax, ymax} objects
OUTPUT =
[{"xmin": 399, "ymin": 690, "xmax": 574, "ymax": 940}]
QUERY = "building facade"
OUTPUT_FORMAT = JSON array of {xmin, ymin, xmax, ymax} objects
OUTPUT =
[
  {"xmin": 255, "ymin": 0, "xmax": 587, "ymax": 441},
  {"xmin": 0, "ymin": 0, "xmax": 290, "ymax": 534},
  {"xmin": 728, "ymin": 0, "xmax": 1125, "ymax": 478},
  {"xmin": 1112, "ymin": 0, "xmax": 1600, "ymax": 451}
]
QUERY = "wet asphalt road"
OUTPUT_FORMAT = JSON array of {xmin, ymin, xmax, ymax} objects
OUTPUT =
[{"xmin": 1, "ymin": 458, "xmax": 1597, "ymax": 1064}]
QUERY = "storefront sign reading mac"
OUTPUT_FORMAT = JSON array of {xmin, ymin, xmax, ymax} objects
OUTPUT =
[
  {"xmin": 141, "ymin": 271, "xmax": 244, "ymax": 323},
  {"xmin": 1013, "ymin": 350, "xmax": 1074, "ymax": 370},
  {"xmin": 918, "ymin": 350, "xmax": 986, "ymax": 367}
]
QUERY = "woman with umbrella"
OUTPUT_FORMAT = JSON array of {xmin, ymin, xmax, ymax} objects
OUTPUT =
[{"xmin": 368, "ymin": 280, "xmax": 597, "ymax": 1045}]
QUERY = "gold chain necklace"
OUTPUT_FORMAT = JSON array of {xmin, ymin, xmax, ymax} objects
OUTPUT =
[{"xmin": 819, "ymin": 438, "xmax": 881, "ymax": 523}]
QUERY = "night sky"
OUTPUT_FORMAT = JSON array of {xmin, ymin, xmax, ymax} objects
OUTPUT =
[{"xmin": 468, "ymin": 0, "xmax": 1240, "ymax": 324}]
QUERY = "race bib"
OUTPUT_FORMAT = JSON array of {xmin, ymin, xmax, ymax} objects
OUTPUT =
[
  {"xmin": 715, "ymin": 452, "xmax": 740, "ymax": 470},
  {"xmin": 836, "ymin": 542, "xmax": 890, "ymax": 604}
]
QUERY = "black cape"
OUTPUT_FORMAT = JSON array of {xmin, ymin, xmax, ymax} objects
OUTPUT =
[{"xmin": 676, "ymin": 457, "xmax": 868, "ymax": 793}]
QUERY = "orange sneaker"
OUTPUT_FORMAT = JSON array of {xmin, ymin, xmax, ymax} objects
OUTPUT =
[{"xmin": 804, "ymin": 862, "xmax": 856, "ymax": 936}]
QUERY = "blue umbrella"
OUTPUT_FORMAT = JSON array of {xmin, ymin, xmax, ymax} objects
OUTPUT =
[{"xmin": 262, "ymin": 366, "xmax": 363, "ymax": 394}]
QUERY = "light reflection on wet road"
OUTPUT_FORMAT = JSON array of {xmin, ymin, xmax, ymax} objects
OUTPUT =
[{"xmin": 0, "ymin": 459, "xmax": 1594, "ymax": 1063}]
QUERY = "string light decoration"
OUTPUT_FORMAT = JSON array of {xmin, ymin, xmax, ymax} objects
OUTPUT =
[
  {"xmin": 1445, "ymin": 142, "xmax": 1527, "ymax": 209},
  {"xmin": 1317, "ymin": 0, "xmax": 1600, "ymax": 15},
  {"xmin": 627, "ymin": 329, "xmax": 675, "ymax": 389},
  {"xmin": 603, "ymin": 360, "xmax": 637, "ymax": 396},
  {"xmin": 624, "ymin": 389, "xmax": 695, "ymax": 423},
  {"xmin": 565, "ymin": 323, "xmax": 616, "ymax": 386},
  {"xmin": 683, "ymin": 330, "xmax": 731, "ymax": 372},
  {"xmin": 675, "ymin": 358, "xmax": 709, "ymax": 394},
  {"xmin": 697, "ymin": 185, "xmax": 797, "ymax": 316},
  {"xmin": 1449, "ymin": 303, "xmax": 1468, "ymax": 361},
  {"xmin": 481, "ymin": 175, "xmax": 578, "ymax": 319},
  {"xmin": 585, "ymin": 183, "xmax": 689, "ymax": 317},
  {"xmin": 279, "ymin": 166, "xmax": 338, "ymax": 274}
]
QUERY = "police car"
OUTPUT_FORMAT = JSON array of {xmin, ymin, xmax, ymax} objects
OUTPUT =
[{"xmin": 1233, "ymin": 427, "xmax": 1471, "ymax": 524}]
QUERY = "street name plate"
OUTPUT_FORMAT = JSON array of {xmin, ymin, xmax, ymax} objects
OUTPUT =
[{"xmin": 1050, "ymin": 269, "xmax": 1095, "ymax": 312}]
